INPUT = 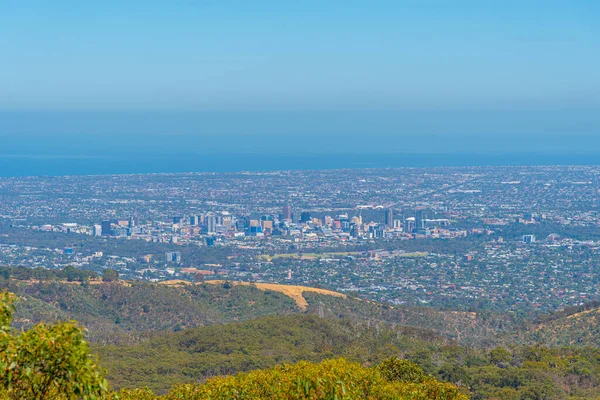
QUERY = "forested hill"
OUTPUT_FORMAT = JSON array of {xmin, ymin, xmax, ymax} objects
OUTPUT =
[
  {"xmin": 4, "ymin": 272, "xmax": 600, "ymax": 398},
  {"xmin": 96, "ymin": 315, "xmax": 449, "ymax": 392},
  {"xmin": 0, "ymin": 275, "xmax": 513, "ymax": 346},
  {"xmin": 5, "ymin": 270, "xmax": 600, "ymax": 349},
  {"xmin": 3, "ymin": 279, "xmax": 297, "ymax": 344},
  {"xmin": 97, "ymin": 314, "xmax": 600, "ymax": 399}
]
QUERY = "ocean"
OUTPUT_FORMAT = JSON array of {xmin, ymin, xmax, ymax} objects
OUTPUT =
[
  {"xmin": 1, "ymin": 152, "xmax": 598, "ymax": 177},
  {"xmin": 2, "ymin": 110, "xmax": 600, "ymax": 176}
]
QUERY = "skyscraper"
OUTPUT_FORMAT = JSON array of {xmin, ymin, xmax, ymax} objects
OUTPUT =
[
  {"xmin": 350, "ymin": 223, "xmax": 360, "ymax": 238},
  {"xmin": 300, "ymin": 211, "xmax": 311, "ymax": 223},
  {"xmin": 222, "ymin": 215, "xmax": 233, "ymax": 229},
  {"xmin": 206, "ymin": 214, "xmax": 217, "ymax": 234},
  {"xmin": 92, "ymin": 224, "xmax": 102, "ymax": 236},
  {"xmin": 415, "ymin": 210, "xmax": 424, "ymax": 232},
  {"xmin": 165, "ymin": 252, "xmax": 182, "ymax": 263},
  {"xmin": 385, "ymin": 208, "xmax": 393, "ymax": 229},
  {"xmin": 282, "ymin": 205, "xmax": 292, "ymax": 220},
  {"xmin": 101, "ymin": 220, "xmax": 112, "ymax": 236},
  {"xmin": 404, "ymin": 218, "xmax": 415, "ymax": 233}
]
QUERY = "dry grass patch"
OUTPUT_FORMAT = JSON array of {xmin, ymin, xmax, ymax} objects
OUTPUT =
[{"xmin": 205, "ymin": 280, "xmax": 346, "ymax": 310}]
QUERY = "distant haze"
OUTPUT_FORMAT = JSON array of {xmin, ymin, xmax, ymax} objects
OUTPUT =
[
  {"xmin": 1, "ymin": 1, "xmax": 599, "ymax": 175},
  {"xmin": 2, "ymin": 110, "xmax": 600, "ymax": 155}
]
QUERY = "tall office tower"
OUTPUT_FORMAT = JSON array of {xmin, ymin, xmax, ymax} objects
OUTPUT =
[
  {"xmin": 190, "ymin": 215, "xmax": 199, "ymax": 226},
  {"xmin": 385, "ymin": 208, "xmax": 393, "ymax": 228},
  {"xmin": 369, "ymin": 224, "xmax": 384, "ymax": 239},
  {"xmin": 206, "ymin": 214, "xmax": 217, "ymax": 233},
  {"xmin": 523, "ymin": 234, "xmax": 536, "ymax": 243},
  {"xmin": 415, "ymin": 210, "xmax": 424, "ymax": 232},
  {"xmin": 92, "ymin": 224, "xmax": 102, "ymax": 236},
  {"xmin": 350, "ymin": 223, "xmax": 360, "ymax": 238},
  {"xmin": 101, "ymin": 220, "xmax": 112, "ymax": 236},
  {"xmin": 261, "ymin": 220, "xmax": 273, "ymax": 233},
  {"xmin": 172, "ymin": 216, "xmax": 182, "ymax": 224},
  {"xmin": 165, "ymin": 252, "xmax": 182, "ymax": 263},
  {"xmin": 300, "ymin": 211, "xmax": 311, "ymax": 223},
  {"xmin": 404, "ymin": 218, "xmax": 415, "ymax": 233},
  {"xmin": 282, "ymin": 205, "xmax": 292, "ymax": 220}
]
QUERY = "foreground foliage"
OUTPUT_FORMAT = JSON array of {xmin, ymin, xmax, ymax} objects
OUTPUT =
[
  {"xmin": 0, "ymin": 291, "xmax": 108, "ymax": 399},
  {"xmin": 112, "ymin": 358, "xmax": 467, "ymax": 400}
]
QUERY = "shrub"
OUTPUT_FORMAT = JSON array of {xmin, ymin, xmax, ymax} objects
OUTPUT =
[
  {"xmin": 377, "ymin": 356, "xmax": 426, "ymax": 383},
  {"xmin": 0, "ymin": 291, "xmax": 108, "ymax": 399},
  {"xmin": 163, "ymin": 358, "xmax": 467, "ymax": 400}
]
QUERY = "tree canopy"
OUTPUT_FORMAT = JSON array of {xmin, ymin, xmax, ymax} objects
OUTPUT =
[{"xmin": 0, "ymin": 291, "xmax": 108, "ymax": 399}]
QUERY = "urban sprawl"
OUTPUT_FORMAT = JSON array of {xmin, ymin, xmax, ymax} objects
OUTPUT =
[{"xmin": 2, "ymin": 165, "xmax": 600, "ymax": 314}]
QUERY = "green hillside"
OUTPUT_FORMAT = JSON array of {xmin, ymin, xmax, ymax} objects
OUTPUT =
[
  {"xmin": 2, "ymin": 274, "xmax": 600, "ymax": 399},
  {"xmin": 2, "ymin": 280, "xmax": 297, "ymax": 344},
  {"xmin": 96, "ymin": 314, "xmax": 600, "ymax": 399},
  {"xmin": 0, "ymin": 277, "xmax": 514, "ymax": 346},
  {"xmin": 1, "ymin": 289, "xmax": 466, "ymax": 400},
  {"xmin": 95, "ymin": 315, "xmax": 449, "ymax": 392}
]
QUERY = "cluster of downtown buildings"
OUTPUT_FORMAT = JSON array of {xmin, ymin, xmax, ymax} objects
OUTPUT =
[{"xmin": 38, "ymin": 205, "xmax": 461, "ymax": 258}]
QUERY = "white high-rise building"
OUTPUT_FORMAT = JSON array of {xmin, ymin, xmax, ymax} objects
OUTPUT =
[{"xmin": 92, "ymin": 224, "xmax": 102, "ymax": 236}]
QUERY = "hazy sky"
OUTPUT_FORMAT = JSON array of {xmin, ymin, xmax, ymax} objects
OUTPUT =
[{"xmin": 1, "ymin": 0, "xmax": 599, "ymax": 112}]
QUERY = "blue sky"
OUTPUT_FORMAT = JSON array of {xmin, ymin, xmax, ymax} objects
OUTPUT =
[
  {"xmin": 1, "ymin": 0, "xmax": 599, "ymax": 112},
  {"xmin": 0, "ymin": 0, "xmax": 599, "ymax": 158}
]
